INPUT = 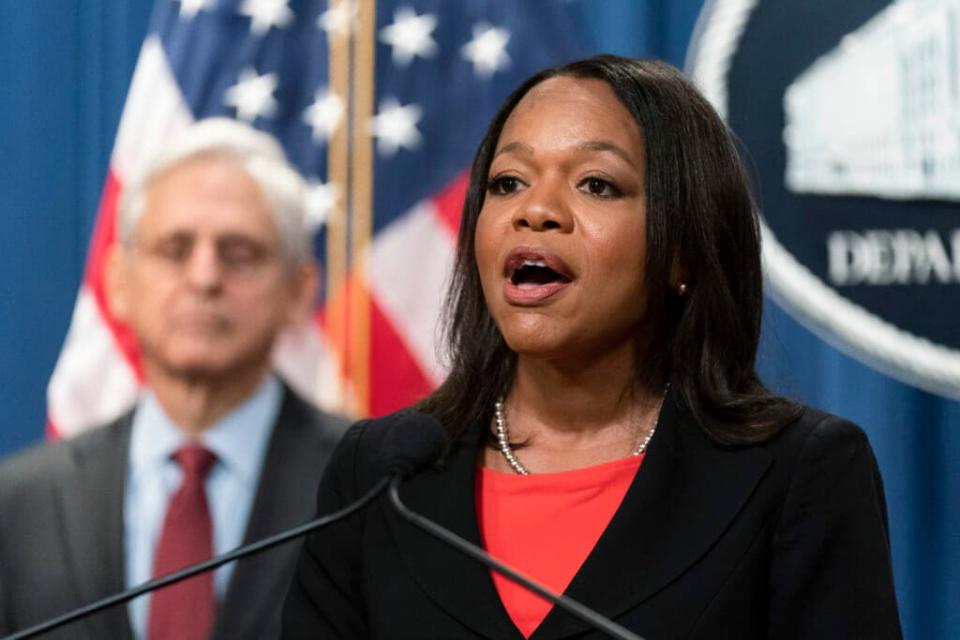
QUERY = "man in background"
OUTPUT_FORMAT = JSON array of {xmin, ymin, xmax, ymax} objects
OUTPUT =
[{"xmin": 0, "ymin": 118, "xmax": 348, "ymax": 640}]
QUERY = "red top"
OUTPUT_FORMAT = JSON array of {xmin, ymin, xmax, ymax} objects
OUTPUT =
[{"xmin": 475, "ymin": 454, "xmax": 643, "ymax": 638}]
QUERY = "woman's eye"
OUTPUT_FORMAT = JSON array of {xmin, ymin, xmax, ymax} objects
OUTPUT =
[
  {"xmin": 487, "ymin": 175, "xmax": 523, "ymax": 196},
  {"xmin": 579, "ymin": 177, "xmax": 622, "ymax": 198}
]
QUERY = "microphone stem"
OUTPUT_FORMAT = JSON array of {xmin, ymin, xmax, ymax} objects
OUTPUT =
[
  {"xmin": 388, "ymin": 476, "xmax": 644, "ymax": 640},
  {"xmin": 3, "ymin": 475, "xmax": 391, "ymax": 640}
]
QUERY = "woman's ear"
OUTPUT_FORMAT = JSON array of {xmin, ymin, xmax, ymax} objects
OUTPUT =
[{"xmin": 669, "ymin": 256, "xmax": 690, "ymax": 296}]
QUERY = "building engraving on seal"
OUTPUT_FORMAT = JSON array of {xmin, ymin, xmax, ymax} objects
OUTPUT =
[{"xmin": 784, "ymin": 0, "xmax": 960, "ymax": 201}]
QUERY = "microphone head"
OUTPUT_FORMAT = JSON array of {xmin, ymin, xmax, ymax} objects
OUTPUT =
[{"xmin": 380, "ymin": 412, "xmax": 448, "ymax": 477}]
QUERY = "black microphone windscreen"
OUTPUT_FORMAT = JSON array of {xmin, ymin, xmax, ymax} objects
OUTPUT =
[{"xmin": 380, "ymin": 412, "xmax": 448, "ymax": 477}]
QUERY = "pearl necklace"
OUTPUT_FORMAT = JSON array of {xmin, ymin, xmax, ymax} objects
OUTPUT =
[{"xmin": 493, "ymin": 394, "xmax": 664, "ymax": 476}]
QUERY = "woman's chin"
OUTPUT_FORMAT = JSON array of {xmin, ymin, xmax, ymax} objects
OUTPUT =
[
  {"xmin": 501, "ymin": 329, "xmax": 565, "ymax": 359},
  {"xmin": 505, "ymin": 337, "xmax": 591, "ymax": 368}
]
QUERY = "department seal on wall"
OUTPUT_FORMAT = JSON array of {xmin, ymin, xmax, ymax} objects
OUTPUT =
[{"xmin": 688, "ymin": 0, "xmax": 960, "ymax": 399}]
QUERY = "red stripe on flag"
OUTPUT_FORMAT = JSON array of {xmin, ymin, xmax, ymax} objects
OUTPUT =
[
  {"xmin": 369, "ymin": 299, "xmax": 434, "ymax": 418},
  {"xmin": 84, "ymin": 171, "xmax": 145, "ymax": 381},
  {"xmin": 45, "ymin": 418, "xmax": 61, "ymax": 441},
  {"xmin": 430, "ymin": 171, "xmax": 469, "ymax": 239}
]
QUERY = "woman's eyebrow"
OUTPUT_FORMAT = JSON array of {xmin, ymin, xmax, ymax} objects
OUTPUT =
[
  {"xmin": 493, "ymin": 141, "xmax": 533, "ymax": 158},
  {"xmin": 492, "ymin": 140, "xmax": 638, "ymax": 169},
  {"xmin": 576, "ymin": 140, "xmax": 638, "ymax": 168}
]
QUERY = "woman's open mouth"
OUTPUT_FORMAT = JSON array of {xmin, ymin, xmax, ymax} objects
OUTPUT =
[{"xmin": 503, "ymin": 249, "xmax": 574, "ymax": 305}]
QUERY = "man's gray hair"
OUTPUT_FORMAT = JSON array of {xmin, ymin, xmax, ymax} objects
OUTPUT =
[{"xmin": 118, "ymin": 117, "xmax": 312, "ymax": 264}]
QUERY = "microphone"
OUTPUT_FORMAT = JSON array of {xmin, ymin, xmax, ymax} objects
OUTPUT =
[
  {"xmin": 387, "ymin": 422, "xmax": 645, "ymax": 640},
  {"xmin": 3, "ymin": 413, "xmax": 446, "ymax": 640},
  {"xmin": 378, "ymin": 410, "xmax": 448, "ymax": 477}
]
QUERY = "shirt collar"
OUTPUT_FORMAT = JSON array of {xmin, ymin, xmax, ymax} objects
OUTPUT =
[{"xmin": 129, "ymin": 374, "xmax": 283, "ymax": 486}]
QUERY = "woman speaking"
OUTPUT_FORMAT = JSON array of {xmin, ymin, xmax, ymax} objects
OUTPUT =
[{"xmin": 282, "ymin": 56, "xmax": 901, "ymax": 639}]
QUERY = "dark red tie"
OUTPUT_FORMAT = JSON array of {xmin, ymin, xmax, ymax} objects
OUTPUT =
[{"xmin": 148, "ymin": 445, "xmax": 217, "ymax": 640}]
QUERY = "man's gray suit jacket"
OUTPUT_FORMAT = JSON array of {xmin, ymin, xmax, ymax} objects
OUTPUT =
[{"xmin": 0, "ymin": 383, "xmax": 348, "ymax": 640}]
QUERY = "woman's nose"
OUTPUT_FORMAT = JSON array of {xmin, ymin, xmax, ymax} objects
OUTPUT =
[{"xmin": 511, "ymin": 180, "xmax": 573, "ymax": 232}]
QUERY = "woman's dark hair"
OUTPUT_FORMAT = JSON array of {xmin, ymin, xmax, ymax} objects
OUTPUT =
[{"xmin": 419, "ymin": 55, "xmax": 801, "ymax": 446}]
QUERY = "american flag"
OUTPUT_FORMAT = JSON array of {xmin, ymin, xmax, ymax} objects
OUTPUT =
[{"xmin": 46, "ymin": 0, "xmax": 588, "ymax": 436}]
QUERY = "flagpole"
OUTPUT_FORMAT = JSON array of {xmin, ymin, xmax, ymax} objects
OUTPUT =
[
  {"xmin": 349, "ymin": 0, "xmax": 376, "ymax": 416},
  {"xmin": 324, "ymin": 0, "xmax": 352, "ymax": 414}
]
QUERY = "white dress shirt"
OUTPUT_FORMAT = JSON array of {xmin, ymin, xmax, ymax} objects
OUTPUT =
[{"xmin": 123, "ymin": 375, "xmax": 281, "ymax": 640}]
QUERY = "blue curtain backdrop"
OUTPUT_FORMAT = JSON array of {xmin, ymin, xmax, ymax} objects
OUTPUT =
[{"xmin": 0, "ymin": 2, "xmax": 955, "ymax": 638}]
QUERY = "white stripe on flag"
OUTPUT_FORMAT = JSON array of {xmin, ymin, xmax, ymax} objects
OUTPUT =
[
  {"xmin": 367, "ymin": 201, "xmax": 456, "ymax": 385},
  {"xmin": 112, "ymin": 36, "xmax": 195, "ymax": 181},
  {"xmin": 47, "ymin": 288, "xmax": 139, "ymax": 437}
]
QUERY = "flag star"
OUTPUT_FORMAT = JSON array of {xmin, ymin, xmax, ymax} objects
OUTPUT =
[
  {"xmin": 179, "ymin": 0, "xmax": 213, "ymax": 19},
  {"xmin": 379, "ymin": 7, "xmax": 438, "ymax": 66},
  {"xmin": 303, "ymin": 88, "xmax": 345, "ymax": 143},
  {"xmin": 370, "ymin": 98, "xmax": 423, "ymax": 157},
  {"xmin": 224, "ymin": 69, "xmax": 278, "ymax": 122},
  {"xmin": 305, "ymin": 180, "xmax": 339, "ymax": 230},
  {"xmin": 461, "ymin": 24, "xmax": 511, "ymax": 78},
  {"xmin": 239, "ymin": 0, "xmax": 294, "ymax": 36},
  {"xmin": 318, "ymin": 2, "xmax": 358, "ymax": 36}
]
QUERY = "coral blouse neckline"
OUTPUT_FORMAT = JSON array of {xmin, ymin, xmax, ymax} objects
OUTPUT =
[{"xmin": 476, "ymin": 454, "xmax": 644, "ymax": 637}]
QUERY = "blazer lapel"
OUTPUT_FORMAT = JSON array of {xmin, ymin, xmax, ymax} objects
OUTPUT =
[
  {"xmin": 387, "ymin": 395, "xmax": 771, "ymax": 640},
  {"xmin": 213, "ymin": 389, "xmax": 319, "ymax": 639},
  {"xmin": 386, "ymin": 431, "xmax": 525, "ymax": 640},
  {"xmin": 54, "ymin": 417, "xmax": 133, "ymax": 639},
  {"xmin": 533, "ymin": 394, "xmax": 772, "ymax": 639}
]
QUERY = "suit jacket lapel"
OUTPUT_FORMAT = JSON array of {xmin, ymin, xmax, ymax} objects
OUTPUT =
[
  {"xmin": 387, "ymin": 429, "xmax": 525, "ymax": 640},
  {"xmin": 213, "ymin": 389, "xmax": 318, "ymax": 640},
  {"xmin": 54, "ymin": 417, "xmax": 133, "ymax": 640},
  {"xmin": 533, "ymin": 394, "xmax": 772, "ymax": 639},
  {"xmin": 386, "ymin": 396, "xmax": 771, "ymax": 640}
]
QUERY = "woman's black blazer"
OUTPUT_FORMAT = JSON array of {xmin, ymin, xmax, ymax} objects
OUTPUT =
[{"xmin": 282, "ymin": 393, "xmax": 902, "ymax": 639}]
